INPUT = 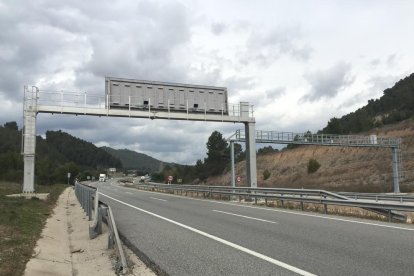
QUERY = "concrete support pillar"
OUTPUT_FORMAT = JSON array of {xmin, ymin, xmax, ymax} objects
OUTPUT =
[
  {"xmin": 244, "ymin": 122, "xmax": 257, "ymax": 188},
  {"xmin": 392, "ymin": 147, "xmax": 400, "ymax": 193},
  {"xmin": 22, "ymin": 86, "xmax": 38, "ymax": 193}
]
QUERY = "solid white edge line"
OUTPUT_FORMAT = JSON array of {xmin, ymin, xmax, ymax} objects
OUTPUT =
[
  {"xmin": 213, "ymin": 209, "xmax": 277, "ymax": 224},
  {"xmin": 99, "ymin": 192, "xmax": 316, "ymax": 276},
  {"xmin": 150, "ymin": 197, "xmax": 167, "ymax": 202},
  {"xmin": 129, "ymin": 188, "xmax": 414, "ymax": 232}
]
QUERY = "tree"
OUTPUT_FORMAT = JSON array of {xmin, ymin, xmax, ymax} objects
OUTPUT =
[
  {"xmin": 205, "ymin": 131, "xmax": 228, "ymax": 175},
  {"xmin": 258, "ymin": 145, "xmax": 278, "ymax": 155},
  {"xmin": 4, "ymin": 121, "xmax": 18, "ymax": 131}
]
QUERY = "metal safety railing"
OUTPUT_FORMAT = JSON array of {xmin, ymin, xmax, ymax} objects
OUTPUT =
[
  {"xmin": 35, "ymin": 89, "xmax": 255, "ymax": 118},
  {"xmin": 135, "ymin": 183, "xmax": 414, "ymax": 222},
  {"xmin": 337, "ymin": 192, "xmax": 414, "ymax": 203},
  {"xmin": 75, "ymin": 182, "xmax": 127, "ymax": 274},
  {"xmin": 234, "ymin": 129, "xmax": 401, "ymax": 148}
]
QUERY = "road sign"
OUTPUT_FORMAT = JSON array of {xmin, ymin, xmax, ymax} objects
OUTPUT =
[
  {"xmin": 168, "ymin": 175, "xmax": 173, "ymax": 181},
  {"xmin": 236, "ymin": 176, "xmax": 241, "ymax": 182},
  {"xmin": 178, "ymin": 178, "xmax": 182, "ymax": 183}
]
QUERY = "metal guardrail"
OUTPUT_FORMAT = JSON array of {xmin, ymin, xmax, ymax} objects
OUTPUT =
[
  {"xmin": 136, "ymin": 183, "xmax": 414, "ymax": 222},
  {"xmin": 337, "ymin": 192, "xmax": 414, "ymax": 203},
  {"xmin": 74, "ymin": 182, "xmax": 127, "ymax": 273}
]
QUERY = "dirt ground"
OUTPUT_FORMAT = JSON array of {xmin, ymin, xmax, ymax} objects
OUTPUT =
[{"xmin": 24, "ymin": 187, "xmax": 155, "ymax": 276}]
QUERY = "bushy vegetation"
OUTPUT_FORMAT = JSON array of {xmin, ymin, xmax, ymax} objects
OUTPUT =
[
  {"xmin": 258, "ymin": 146, "xmax": 279, "ymax": 155},
  {"xmin": 263, "ymin": 169, "xmax": 271, "ymax": 180},
  {"xmin": 307, "ymin": 158, "xmax": 321, "ymax": 174}
]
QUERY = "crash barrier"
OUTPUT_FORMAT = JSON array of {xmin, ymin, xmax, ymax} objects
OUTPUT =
[
  {"xmin": 136, "ymin": 183, "xmax": 414, "ymax": 222},
  {"xmin": 74, "ymin": 181, "xmax": 127, "ymax": 274},
  {"xmin": 337, "ymin": 192, "xmax": 414, "ymax": 203}
]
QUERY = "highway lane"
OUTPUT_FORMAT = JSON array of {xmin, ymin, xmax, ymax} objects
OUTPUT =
[{"xmin": 97, "ymin": 180, "xmax": 414, "ymax": 276}]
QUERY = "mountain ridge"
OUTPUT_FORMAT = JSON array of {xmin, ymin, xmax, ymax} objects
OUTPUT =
[{"xmin": 101, "ymin": 146, "xmax": 170, "ymax": 173}]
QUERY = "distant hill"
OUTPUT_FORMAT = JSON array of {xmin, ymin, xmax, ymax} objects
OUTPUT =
[
  {"xmin": 0, "ymin": 124, "xmax": 122, "ymax": 184},
  {"xmin": 101, "ymin": 147, "xmax": 166, "ymax": 173},
  {"xmin": 322, "ymin": 73, "xmax": 414, "ymax": 134},
  {"xmin": 46, "ymin": 130, "xmax": 122, "ymax": 169}
]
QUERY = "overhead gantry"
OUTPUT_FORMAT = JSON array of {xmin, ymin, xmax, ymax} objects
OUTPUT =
[
  {"xmin": 229, "ymin": 129, "xmax": 403, "ymax": 193},
  {"xmin": 22, "ymin": 78, "xmax": 257, "ymax": 193}
]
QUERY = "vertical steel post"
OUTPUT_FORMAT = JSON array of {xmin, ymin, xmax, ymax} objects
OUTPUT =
[
  {"xmin": 244, "ymin": 122, "xmax": 257, "ymax": 188},
  {"xmin": 392, "ymin": 147, "xmax": 401, "ymax": 193},
  {"xmin": 230, "ymin": 140, "xmax": 235, "ymax": 190}
]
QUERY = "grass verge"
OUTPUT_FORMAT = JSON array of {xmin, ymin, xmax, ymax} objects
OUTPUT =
[{"xmin": 0, "ymin": 181, "xmax": 68, "ymax": 276}]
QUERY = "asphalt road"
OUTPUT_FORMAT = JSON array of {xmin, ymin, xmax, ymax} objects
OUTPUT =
[{"xmin": 97, "ymin": 180, "xmax": 414, "ymax": 276}]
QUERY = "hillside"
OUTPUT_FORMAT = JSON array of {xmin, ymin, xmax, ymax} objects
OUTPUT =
[
  {"xmin": 207, "ymin": 119, "xmax": 414, "ymax": 192},
  {"xmin": 101, "ymin": 147, "xmax": 166, "ymax": 173},
  {"xmin": 0, "ymin": 124, "xmax": 122, "ymax": 184},
  {"xmin": 322, "ymin": 73, "xmax": 414, "ymax": 134},
  {"xmin": 46, "ymin": 130, "xmax": 122, "ymax": 169}
]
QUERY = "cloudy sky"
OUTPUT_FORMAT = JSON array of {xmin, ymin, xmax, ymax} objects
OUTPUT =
[{"xmin": 1, "ymin": 0, "xmax": 413, "ymax": 164}]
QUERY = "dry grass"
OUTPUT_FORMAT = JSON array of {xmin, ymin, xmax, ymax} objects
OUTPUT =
[{"xmin": 0, "ymin": 181, "xmax": 67, "ymax": 276}]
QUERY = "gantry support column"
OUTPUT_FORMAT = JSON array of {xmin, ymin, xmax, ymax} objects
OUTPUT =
[
  {"xmin": 244, "ymin": 122, "xmax": 257, "ymax": 188},
  {"xmin": 392, "ymin": 146, "xmax": 401, "ymax": 193},
  {"xmin": 22, "ymin": 86, "xmax": 38, "ymax": 193},
  {"xmin": 230, "ymin": 140, "xmax": 235, "ymax": 189}
]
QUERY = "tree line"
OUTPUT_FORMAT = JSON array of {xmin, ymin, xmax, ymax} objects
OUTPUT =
[{"xmin": 0, "ymin": 122, "xmax": 122, "ymax": 185}]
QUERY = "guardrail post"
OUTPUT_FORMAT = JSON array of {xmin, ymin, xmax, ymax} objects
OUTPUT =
[
  {"xmin": 254, "ymin": 192, "xmax": 257, "ymax": 205},
  {"xmin": 300, "ymin": 195, "xmax": 304, "ymax": 211},
  {"xmin": 265, "ymin": 198, "xmax": 268, "ymax": 207},
  {"xmin": 388, "ymin": 210, "xmax": 392, "ymax": 222},
  {"xmin": 88, "ymin": 192, "xmax": 92, "ymax": 221}
]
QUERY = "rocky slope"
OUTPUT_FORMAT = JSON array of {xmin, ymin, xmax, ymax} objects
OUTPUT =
[{"xmin": 207, "ymin": 119, "xmax": 414, "ymax": 193}]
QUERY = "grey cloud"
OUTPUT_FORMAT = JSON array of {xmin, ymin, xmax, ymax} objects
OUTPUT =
[
  {"xmin": 301, "ymin": 62, "xmax": 354, "ymax": 102},
  {"xmin": 211, "ymin": 23, "xmax": 227, "ymax": 35},
  {"xmin": 265, "ymin": 87, "xmax": 285, "ymax": 100},
  {"xmin": 238, "ymin": 26, "xmax": 313, "ymax": 66},
  {"xmin": 187, "ymin": 61, "xmax": 256, "ymax": 97},
  {"xmin": 242, "ymin": 86, "xmax": 285, "ymax": 107},
  {"xmin": 368, "ymin": 54, "xmax": 398, "ymax": 70},
  {"xmin": 386, "ymin": 54, "xmax": 397, "ymax": 67}
]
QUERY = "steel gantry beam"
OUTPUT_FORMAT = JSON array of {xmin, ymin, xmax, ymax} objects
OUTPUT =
[
  {"xmin": 22, "ymin": 83, "xmax": 258, "ymax": 193},
  {"xmin": 229, "ymin": 129, "xmax": 403, "ymax": 193}
]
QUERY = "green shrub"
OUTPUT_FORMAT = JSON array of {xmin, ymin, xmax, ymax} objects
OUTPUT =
[
  {"xmin": 307, "ymin": 158, "xmax": 321, "ymax": 174},
  {"xmin": 263, "ymin": 169, "xmax": 271, "ymax": 180}
]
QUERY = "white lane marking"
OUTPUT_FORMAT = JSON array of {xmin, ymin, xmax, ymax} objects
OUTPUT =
[
  {"xmin": 132, "ymin": 188, "xmax": 414, "ymax": 232},
  {"xmin": 99, "ymin": 192, "xmax": 316, "ymax": 276},
  {"xmin": 125, "ymin": 192, "xmax": 133, "ymax": 195},
  {"xmin": 150, "ymin": 197, "xmax": 167, "ymax": 202},
  {"xmin": 213, "ymin": 210, "xmax": 277, "ymax": 224}
]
